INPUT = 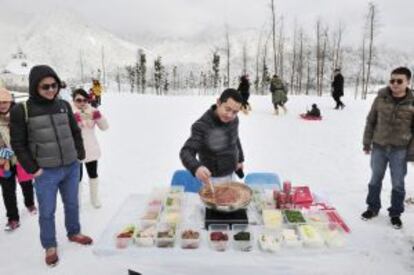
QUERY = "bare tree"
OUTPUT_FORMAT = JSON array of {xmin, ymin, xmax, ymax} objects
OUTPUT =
[
  {"xmin": 270, "ymin": 0, "xmax": 277, "ymax": 74},
  {"xmin": 139, "ymin": 49, "xmax": 147, "ymax": 94},
  {"xmin": 125, "ymin": 65, "xmax": 135, "ymax": 93},
  {"xmin": 135, "ymin": 50, "xmax": 141, "ymax": 93},
  {"xmin": 360, "ymin": 35, "xmax": 367, "ymax": 98},
  {"xmin": 315, "ymin": 19, "xmax": 321, "ymax": 96},
  {"xmin": 277, "ymin": 16, "xmax": 285, "ymax": 79},
  {"xmin": 255, "ymin": 24, "xmax": 266, "ymax": 94},
  {"xmin": 225, "ymin": 24, "xmax": 231, "ymax": 88},
  {"xmin": 242, "ymin": 42, "xmax": 248, "ymax": 75},
  {"xmin": 363, "ymin": 2, "xmax": 377, "ymax": 99},
  {"xmin": 101, "ymin": 45, "xmax": 106, "ymax": 85},
  {"xmin": 320, "ymin": 28, "xmax": 329, "ymax": 96},
  {"xmin": 332, "ymin": 22, "xmax": 344, "ymax": 72},
  {"xmin": 296, "ymin": 28, "xmax": 305, "ymax": 94},
  {"xmin": 79, "ymin": 49, "xmax": 85, "ymax": 83},
  {"xmin": 306, "ymin": 48, "xmax": 312, "ymax": 95},
  {"xmin": 212, "ymin": 51, "xmax": 220, "ymax": 89},
  {"xmin": 261, "ymin": 33, "xmax": 272, "ymax": 94},
  {"xmin": 172, "ymin": 66, "xmax": 178, "ymax": 90},
  {"xmin": 290, "ymin": 20, "xmax": 298, "ymax": 94},
  {"xmin": 115, "ymin": 67, "xmax": 121, "ymax": 93}
]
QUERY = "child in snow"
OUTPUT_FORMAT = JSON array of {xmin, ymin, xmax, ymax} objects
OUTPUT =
[
  {"xmin": 0, "ymin": 88, "xmax": 36, "ymax": 232},
  {"xmin": 306, "ymin": 104, "xmax": 321, "ymax": 118}
]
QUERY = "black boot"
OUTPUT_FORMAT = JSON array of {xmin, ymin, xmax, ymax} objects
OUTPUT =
[{"xmin": 361, "ymin": 209, "xmax": 378, "ymax": 220}]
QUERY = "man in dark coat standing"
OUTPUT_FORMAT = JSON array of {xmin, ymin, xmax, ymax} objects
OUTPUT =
[{"xmin": 332, "ymin": 68, "xmax": 345, "ymax": 109}]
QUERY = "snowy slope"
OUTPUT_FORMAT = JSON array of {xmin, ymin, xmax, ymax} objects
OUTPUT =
[
  {"xmin": 1, "ymin": 91, "xmax": 414, "ymax": 274},
  {"xmin": 15, "ymin": 10, "xmax": 155, "ymax": 79}
]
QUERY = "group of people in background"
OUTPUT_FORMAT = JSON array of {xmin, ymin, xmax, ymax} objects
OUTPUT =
[
  {"xmin": 0, "ymin": 65, "xmax": 108, "ymax": 266},
  {"xmin": 235, "ymin": 68, "xmax": 344, "ymax": 118}
]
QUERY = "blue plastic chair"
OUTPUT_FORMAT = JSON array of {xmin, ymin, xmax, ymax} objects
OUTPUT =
[
  {"xmin": 244, "ymin": 172, "xmax": 281, "ymax": 190},
  {"xmin": 170, "ymin": 170, "xmax": 202, "ymax": 193}
]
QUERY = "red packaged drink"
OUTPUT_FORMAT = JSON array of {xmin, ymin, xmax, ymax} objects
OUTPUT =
[
  {"xmin": 276, "ymin": 192, "xmax": 287, "ymax": 209},
  {"xmin": 283, "ymin": 181, "xmax": 292, "ymax": 194},
  {"xmin": 292, "ymin": 186, "xmax": 313, "ymax": 205}
]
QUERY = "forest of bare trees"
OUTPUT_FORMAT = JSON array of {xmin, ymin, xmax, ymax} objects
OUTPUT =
[{"xmin": 118, "ymin": 2, "xmax": 385, "ymax": 99}]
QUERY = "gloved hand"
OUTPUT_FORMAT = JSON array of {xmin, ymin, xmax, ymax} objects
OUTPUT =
[
  {"xmin": 92, "ymin": 110, "xmax": 102, "ymax": 120},
  {"xmin": 0, "ymin": 147, "xmax": 14, "ymax": 159},
  {"xmin": 363, "ymin": 144, "xmax": 371, "ymax": 154},
  {"xmin": 74, "ymin": 113, "xmax": 82, "ymax": 123},
  {"xmin": 235, "ymin": 168, "xmax": 244, "ymax": 179}
]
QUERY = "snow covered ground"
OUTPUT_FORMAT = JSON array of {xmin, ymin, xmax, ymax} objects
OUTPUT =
[{"xmin": 1, "ymin": 91, "xmax": 414, "ymax": 275}]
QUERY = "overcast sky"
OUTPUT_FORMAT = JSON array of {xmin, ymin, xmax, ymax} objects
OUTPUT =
[{"xmin": 1, "ymin": 0, "xmax": 414, "ymax": 52}]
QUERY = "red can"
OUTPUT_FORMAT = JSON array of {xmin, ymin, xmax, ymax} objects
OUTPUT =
[{"xmin": 283, "ymin": 181, "xmax": 292, "ymax": 194}]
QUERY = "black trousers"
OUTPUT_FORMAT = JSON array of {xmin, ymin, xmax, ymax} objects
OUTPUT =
[
  {"xmin": 79, "ymin": 160, "xmax": 98, "ymax": 181},
  {"xmin": 241, "ymin": 93, "xmax": 250, "ymax": 108},
  {"xmin": 333, "ymin": 95, "xmax": 344, "ymax": 109},
  {"xmin": 273, "ymin": 102, "xmax": 285, "ymax": 110},
  {"xmin": 0, "ymin": 167, "xmax": 34, "ymax": 222}
]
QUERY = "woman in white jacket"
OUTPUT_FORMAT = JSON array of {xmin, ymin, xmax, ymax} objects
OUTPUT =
[{"xmin": 71, "ymin": 89, "xmax": 108, "ymax": 208}]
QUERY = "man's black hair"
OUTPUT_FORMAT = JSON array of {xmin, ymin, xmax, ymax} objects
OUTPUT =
[
  {"xmin": 391, "ymin": 67, "xmax": 412, "ymax": 80},
  {"xmin": 219, "ymin": 88, "xmax": 243, "ymax": 104}
]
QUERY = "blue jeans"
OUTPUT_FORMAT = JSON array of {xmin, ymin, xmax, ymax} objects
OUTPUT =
[
  {"xmin": 34, "ymin": 161, "xmax": 80, "ymax": 249},
  {"xmin": 366, "ymin": 145, "xmax": 407, "ymax": 217}
]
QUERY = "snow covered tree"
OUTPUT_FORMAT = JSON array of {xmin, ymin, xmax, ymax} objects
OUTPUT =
[
  {"xmin": 125, "ymin": 65, "xmax": 135, "ymax": 93},
  {"xmin": 212, "ymin": 51, "xmax": 220, "ymax": 89},
  {"xmin": 163, "ymin": 70, "xmax": 169, "ymax": 94},
  {"xmin": 154, "ymin": 56, "xmax": 163, "ymax": 95},
  {"xmin": 139, "ymin": 49, "xmax": 147, "ymax": 93},
  {"xmin": 172, "ymin": 66, "xmax": 178, "ymax": 90}
]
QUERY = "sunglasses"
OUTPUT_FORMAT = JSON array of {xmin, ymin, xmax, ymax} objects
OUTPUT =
[
  {"xmin": 390, "ymin": 79, "xmax": 404, "ymax": 85},
  {"xmin": 75, "ymin": 98, "xmax": 88, "ymax": 103},
  {"xmin": 40, "ymin": 82, "xmax": 58, "ymax": 91}
]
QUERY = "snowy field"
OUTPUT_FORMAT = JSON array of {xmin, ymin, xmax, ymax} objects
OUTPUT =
[{"xmin": 1, "ymin": 91, "xmax": 414, "ymax": 275}]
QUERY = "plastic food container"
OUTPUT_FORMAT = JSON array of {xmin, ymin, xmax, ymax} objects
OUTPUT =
[
  {"xmin": 258, "ymin": 229, "xmax": 282, "ymax": 253},
  {"xmin": 304, "ymin": 211, "xmax": 328, "ymax": 226},
  {"xmin": 319, "ymin": 223, "xmax": 346, "ymax": 248},
  {"xmin": 297, "ymin": 224, "xmax": 325, "ymax": 248},
  {"xmin": 283, "ymin": 209, "xmax": 307, "ymax": 225},
  {"xmin": 232, "ymin": 224, "xmax": 253, "ymax": 252},
  {"xmin": 155, "ymin": 222, "xmax": 176, "ymax": 248},
  {"xmin": 163, "ymin": 195, "xmax": 183, "ymax": 212},
  {"xmin": 160, "ymin": 211, "xmax": 181, "ymax": 225},
  {"xmin": 281, "ymin": 228, "xmax": 302, "ymax": 248},
  {"xmin": 262, "ymin": 209, "xmax": 283, "ymax": 229},
  {"xmin": 133, "ymin": 221, "xmax": 157, "ymax": 247},
  {"xmin": 141, "ymin": 204, "xmax": 161, "ymax": 221},
  {"xmin": 115, "ymin": 224, "xmax": 135, "ymax": 249},
  {"xmin": 180, "ymin": 224, "xmax": 201, "ymax": 249},
  {"xmin": 209, "ymin": 224, "xmax": 229, "ymax": 252}
]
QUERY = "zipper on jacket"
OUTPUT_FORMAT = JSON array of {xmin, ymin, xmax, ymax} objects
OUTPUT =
[{"xmin": 49, "ymin": 114, "xmax": 64, "ymax": 166}]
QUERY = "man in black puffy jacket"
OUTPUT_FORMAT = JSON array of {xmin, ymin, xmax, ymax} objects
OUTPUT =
[
  {"xmin": 180, "ymin": 88, "xmax": 245, "ymax": 185},
  {"xmin": 10, "ymin": 65, "xmax": 92, "ymax": 266}
]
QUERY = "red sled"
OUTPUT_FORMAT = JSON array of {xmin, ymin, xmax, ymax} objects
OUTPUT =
[{"xmin": 300, "ymin": 114, "xmax": 322, "ymax": 121}]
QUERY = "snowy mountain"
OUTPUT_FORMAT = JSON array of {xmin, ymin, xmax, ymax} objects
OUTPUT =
[
  {"xmin": 3, "ymin": 10, "xmax": 156, "ymax": 80},
  {"xmin": 0, "ymin": 9, "xmax": 413, "ymax": 87}
]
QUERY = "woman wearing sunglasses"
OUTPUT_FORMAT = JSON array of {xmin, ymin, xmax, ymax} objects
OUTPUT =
[{"xmin": 71, "ymin": 88, "xmax": 108, "ymax": 209}]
